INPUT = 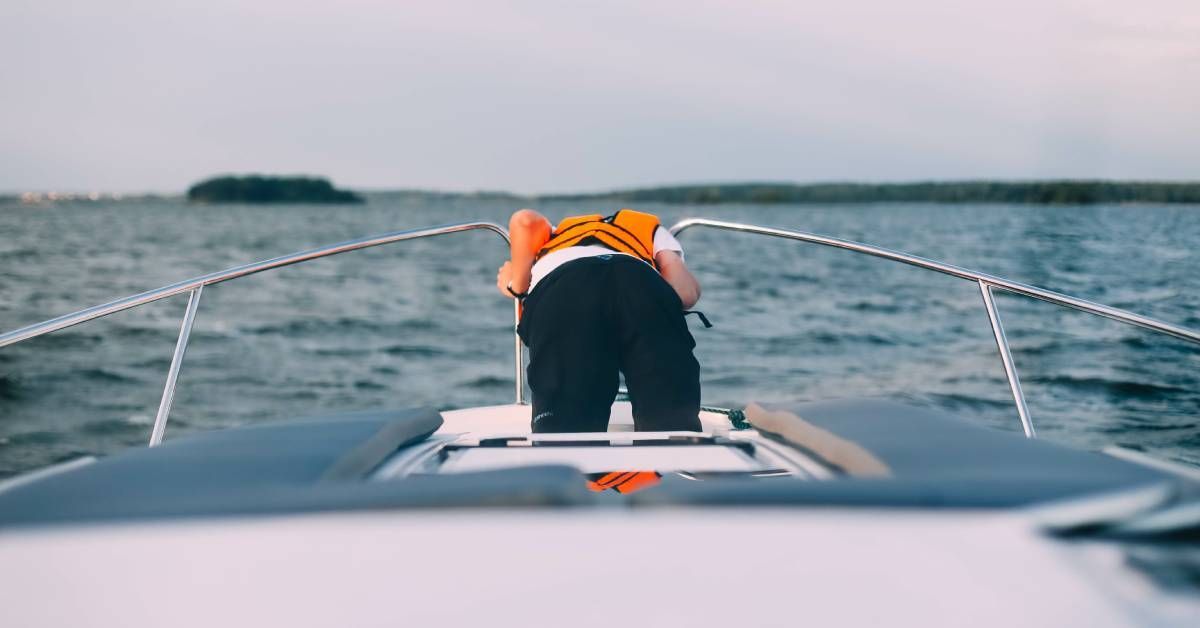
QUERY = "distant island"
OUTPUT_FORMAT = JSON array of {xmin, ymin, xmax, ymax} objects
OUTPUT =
[
  {"xmin": 187, "ymin": 175, "xmax": 363, "ymax": 204},
  {"xmin": 539, "ymin": 181, "xmax": 1200, "ymax": 205}
]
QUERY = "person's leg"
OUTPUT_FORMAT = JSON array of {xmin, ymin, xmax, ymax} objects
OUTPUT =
[
  {"xmin": 518, "ymin": 259, "xmax": 620, "ymax": 433},
  {"xmin": 610, "ymin": 258, "xmax": 702, "ymax": 432}
]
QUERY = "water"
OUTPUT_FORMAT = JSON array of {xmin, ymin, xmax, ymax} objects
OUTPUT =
[{"xmin": 1, "ymin": 198, "xmax": 1198, "ymax": 477}]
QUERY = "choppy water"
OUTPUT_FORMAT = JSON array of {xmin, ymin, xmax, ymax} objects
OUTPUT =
[{"xmin": 1, "ymin": 198, "xmax": 1198, "ymax": 477}]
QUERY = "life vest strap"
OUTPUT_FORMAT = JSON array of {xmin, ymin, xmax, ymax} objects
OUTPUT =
[{"xmin": 684, "ymin": 310, "xmax": 713, "ymax": 328}]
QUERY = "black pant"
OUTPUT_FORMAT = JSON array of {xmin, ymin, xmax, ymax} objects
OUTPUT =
[{"xmin": 517, "ymin": 255, "xmax": 702, "ymax": 433}]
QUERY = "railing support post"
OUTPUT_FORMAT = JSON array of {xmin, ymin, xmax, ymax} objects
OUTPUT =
[
  {"xmin": 514, "ymin": 298, "xmax": 525, "ymax": 404},
  {"xmin": 978, "ymin": 281, "xmax": 1036, "ymax": 438},
  {"xmin": 149, "ymin": 286, "xmax": 203, "ymax": 446}
]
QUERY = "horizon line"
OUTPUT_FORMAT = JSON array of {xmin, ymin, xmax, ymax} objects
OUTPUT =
[{"xmin": 7, "ymin": 176, "xmax": 1200, "ymax": 198}]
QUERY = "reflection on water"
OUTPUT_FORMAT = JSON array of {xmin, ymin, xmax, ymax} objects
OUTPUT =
[{"xmin": 1, "ymin": 198, "xmax": 1197, "ymax": 476}]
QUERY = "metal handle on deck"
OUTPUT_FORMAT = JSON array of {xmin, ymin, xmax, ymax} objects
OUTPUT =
[{"xmin": 149, "ymin": 286, "xmax": 203, "ymax": 446}]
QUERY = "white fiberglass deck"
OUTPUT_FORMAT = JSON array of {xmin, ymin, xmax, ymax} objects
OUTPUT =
[
  {"xmin": 438, "ymin": 401, "xmax": 733, "ymax": 434},
  {"xmin": 4, "ymin": 509, "xmax": 1186, "ymax": 628},
  {"xmin": 439, "ymin": 444, "xmax": 757, "ymax": 474}
]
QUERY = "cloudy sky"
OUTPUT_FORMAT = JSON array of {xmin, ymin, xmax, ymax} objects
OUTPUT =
[{"xmin": 2, "ymin": 1, "xmax": 1197, "ymax": 193}]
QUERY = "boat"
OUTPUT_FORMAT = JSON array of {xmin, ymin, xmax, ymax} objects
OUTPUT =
[{"xmin": 1, "ymin": 217, "xmax": 1198, "ymax": 627}]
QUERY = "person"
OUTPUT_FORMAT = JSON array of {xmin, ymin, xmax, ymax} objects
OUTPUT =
[{"xmin": 496, "ymin": 208, "xmax": 703, "ymax": 433}]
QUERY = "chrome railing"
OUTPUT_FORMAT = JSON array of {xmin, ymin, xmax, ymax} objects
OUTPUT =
[
  {"xmin": 0, "ymin": 222, "xmax": 519, "ymax": 445},
  {"xmin": 669, "ymin": 218, "xmax": 1200, "ymax": 438},
  {"xmin": 2, "ymin": 216, "xmax": 1197, "ymax": 445}
]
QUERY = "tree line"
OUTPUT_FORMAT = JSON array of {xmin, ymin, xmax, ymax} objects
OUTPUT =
[{"xmin": 541, "ymin": 181, "xmax": 1200, "ymax": 205}]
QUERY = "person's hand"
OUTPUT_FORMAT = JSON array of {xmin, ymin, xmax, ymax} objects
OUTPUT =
[{"xmin": 496, "ymin": 261, "xmax": 514, "ymax": 298}]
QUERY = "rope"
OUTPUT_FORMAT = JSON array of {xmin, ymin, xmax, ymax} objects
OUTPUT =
[{"xmin": 702, "ymin": 405, "xmax": 750, "ymax": 430}]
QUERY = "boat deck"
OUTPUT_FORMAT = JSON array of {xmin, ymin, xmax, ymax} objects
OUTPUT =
[{"xmin": 0, "ymin": 398, "xmax": 1180, "ymax": 528}]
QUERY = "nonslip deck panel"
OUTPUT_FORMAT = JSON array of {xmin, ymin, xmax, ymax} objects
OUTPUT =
[
  {"xmin": 0, "ymin": 407, "xmax": 448, "ymax": 527},
  {"xmin": 630, "ymin": 476, "xmax": 1177, "ymax": 509},
  {"xmin": 732, "ymin": 399, "xmax": 1171, "ymax": 505},
  {"xmin": 0, "ymin": 466, "xmax": 589, "ymax": 527},
  {"xmin": 320, "ymin": 412, "xmax": 443, "ymax": 481}
]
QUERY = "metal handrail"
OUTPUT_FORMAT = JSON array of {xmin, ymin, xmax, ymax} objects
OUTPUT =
[
  {"xmin": 0, "ymin": 222, "xmax": 519, "ymax": 445},
  {"xmin": 669, "ymin": 218, "xmax": 1200, "ymax": 437},
  {"xmin": 0, "ymin": 222, "xmax": 510, "ymax": 347}
]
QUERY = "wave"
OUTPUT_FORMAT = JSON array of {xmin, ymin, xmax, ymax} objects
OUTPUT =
[
  {"xmin": 3, "ymin": 368, "xmax": 150, "ymax": 391},
  {"xmin": 129, "ymin": 357, "xmax": 172, "ymax": 370},
  {"xmin": 927, "ymin": 392, "xmax": 1017, "ymax": 410},
  {"xmin": 75, "ymin": 367, "xmax": 144, "ymax": 385},
  {"xmin": 701, "ymin": 374, "xmax": 751, "ymax": 387},
  {"xmin": 778, "ymin": 272, "xmax": 820, "ymax": 284},
  {"xmin": 3, "ymin": 430, "xmax": 63, "ymax": 446},
  {"xmin": 0, "ymin": 375, "xmax": 20, "ymax": 400},
  {"xmin": 307, "ymin": 347, "xmax": 372, "ymax": 357},
  {"xmin": 762, "ymin": 331, "xmax": 901, "ymax": 353},
  {"xmin": 842, "ymin": 301, "xmax": 903, "ymax": 314},
  {"xmin": 23, "ymin": 332, "xmax": 104, "ymax": 349},
  {"xmin": 1096, "ymin": 421, "xmax": 1195, "ymax": 434},
  {"xmin": 242, "ymin": 317, "xmax": 440, "ymax": 337},
  {"xmin": 80, "ymin": 418, "xmax": 149, "ymax": 436},
  {"xmin": 111, "ymin": 326, "xmax": 176, "ymax": 342},
  {"xmin": 1119, "ymin": 334, "xmax": 1200, "ymax": 355},
  {"xmin": 1026, "ymin": 375, "xmax": 1189, "ymax": 399},
  {"xmin": 380, "ymin": 344, "xmax": 443, "ymax": 357},
  {"xmin": 461, "ymin": 375, "xmax": 511, "ymax": 389},
  {"xmin": 1010, "ymin": 340, "xmax": 1071, "ymax": 356}
]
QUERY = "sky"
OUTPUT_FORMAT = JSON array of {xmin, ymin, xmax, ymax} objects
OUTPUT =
[{"xmin": 1, "ymin": 0, "xmax": 1198, "ymax": 194}]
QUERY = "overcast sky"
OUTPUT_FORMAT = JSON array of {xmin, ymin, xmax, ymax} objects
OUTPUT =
[{"xmin": 2, "ymin": 1, "xmax": 1197, "ymax": 193}]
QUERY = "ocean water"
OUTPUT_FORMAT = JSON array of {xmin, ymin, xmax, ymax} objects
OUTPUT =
[{"xmin": 1, "ymin": 197, "xmax": 1198, "ymax": 477}]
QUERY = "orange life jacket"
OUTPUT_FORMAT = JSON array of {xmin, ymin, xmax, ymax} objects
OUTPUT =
[
  {"xmin": 586, "ymin": 471, "xmax": 662, "ymax": 494},
  {"xmin": 535, "ymin": 209, "xmax": 661, "ymax": 269}
]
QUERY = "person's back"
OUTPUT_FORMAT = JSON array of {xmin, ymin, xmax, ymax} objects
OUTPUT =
[{"xmin": 497, "ymin": 209, "xmax": 702, "ymax": 432}]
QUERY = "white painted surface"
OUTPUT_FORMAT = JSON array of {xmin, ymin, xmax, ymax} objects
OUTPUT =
[
  {"xmin": 0, "ymin": 509, "xmax": 1163, "ymax": 628},
  {"xmin": 439, "ymin": 402, "xmax": 731, "ymax": 434},
  {"xmin": 441, "ymin": 445, "xmax": 757, "ymax": 473}
]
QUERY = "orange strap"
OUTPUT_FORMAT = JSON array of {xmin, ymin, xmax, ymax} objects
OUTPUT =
[{"xmin": 586, "ymin": 471, "xmax": 662, "ymax": 494}]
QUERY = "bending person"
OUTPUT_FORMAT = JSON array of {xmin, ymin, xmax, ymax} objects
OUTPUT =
[{"xmin": 496, "ymin": 208, "xmax": 702, "ymax": 433}]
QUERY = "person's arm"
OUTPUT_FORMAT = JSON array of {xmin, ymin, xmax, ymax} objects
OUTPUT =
[
  {"xmin": 655, "ymin": 250, "xmax": 701, "ymax": 309},
  {"xmin": 496, "ymin": 209, "xmax": 552, "ymax": 298}
]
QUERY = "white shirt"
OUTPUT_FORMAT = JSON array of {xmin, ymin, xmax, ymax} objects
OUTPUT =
[{"xmin": 529, "ymin": 228, "xmax": 684, "ymax": 291}]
